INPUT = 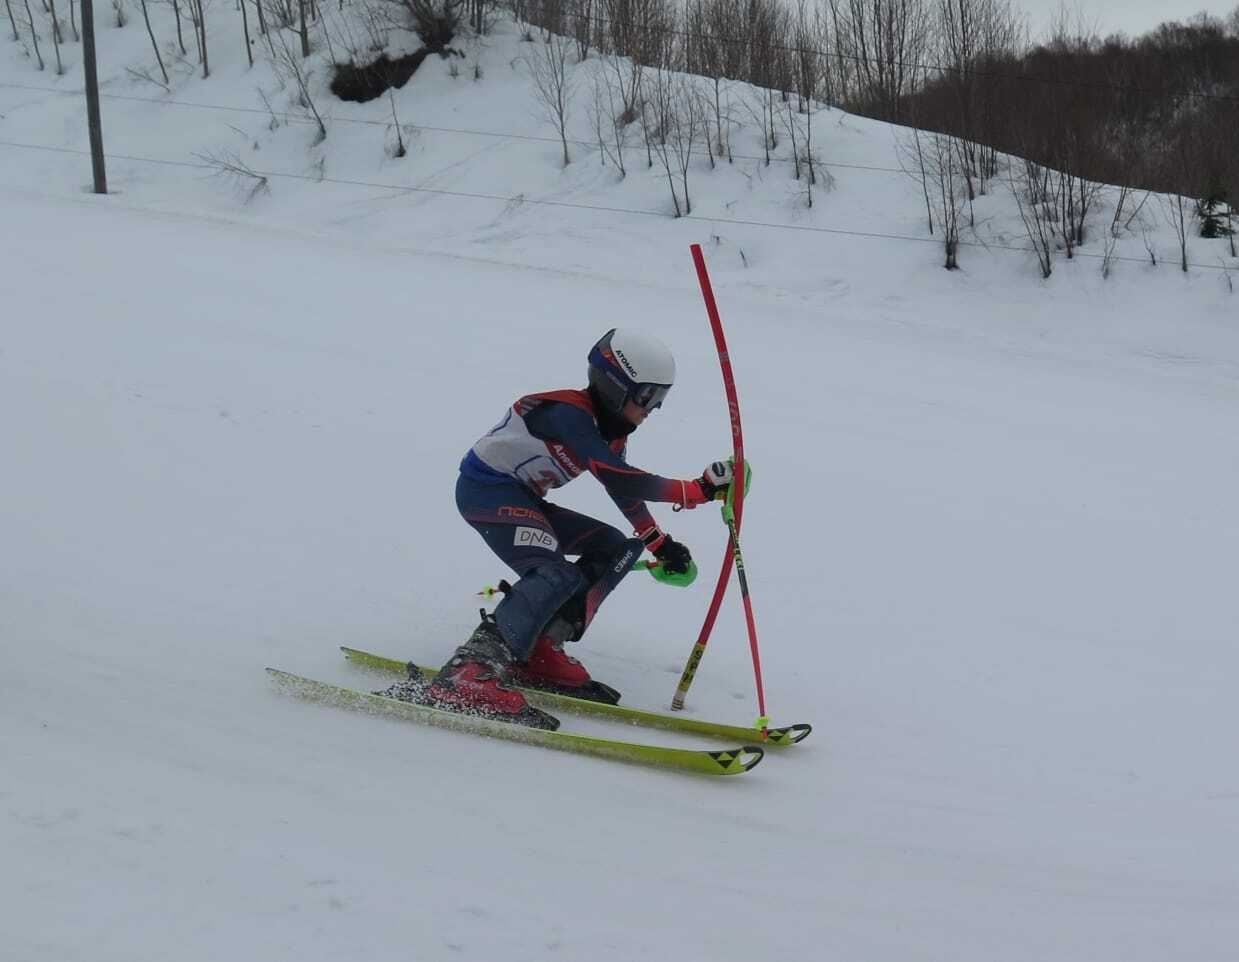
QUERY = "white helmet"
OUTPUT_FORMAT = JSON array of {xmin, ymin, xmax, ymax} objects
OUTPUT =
[{"xmin": 587, "ymin": 329, "xmax": 676, "ymax": 415}]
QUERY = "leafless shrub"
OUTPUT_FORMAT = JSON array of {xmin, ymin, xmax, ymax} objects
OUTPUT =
[
  {"xmin": 387, "ymin": 0, "xmax": 460, "ymax": 49},
  {"xmin": 125, "ymin": 64, "xmax": 171, "ymax": 89},
  {"xmin": 112, "ymin": 0, "xmax": 128, "ymax": 26},
  {"xmin": 387, "ymin": 88, "xmax": 407, "ymax": 156},
  {"xmin": 257, "ymin": 86, "xmax": 282, "ymax": 129},
  {"xmin": 1141, "ymin": 226, "xmax": 1158, "ymax": 266},
  {"xmin": 196, "ymin": 148, "xmax": 271, "ymax": 202}
]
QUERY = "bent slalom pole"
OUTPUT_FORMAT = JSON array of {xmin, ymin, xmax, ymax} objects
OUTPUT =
[
  {"xmin": 671, "ymin": 245, "xmax": 769, "ymax": 733},
  {"xmin": 672, "ymin": 243, "xmax": 746, "ymax": 709}
]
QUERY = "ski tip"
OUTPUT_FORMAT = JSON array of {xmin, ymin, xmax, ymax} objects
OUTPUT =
[
  {"xmin": 707, "ymin": 745, "xmax": 765, "ymax": 774},
  {"xmin": 765, "ymin": 723, "xmax": 813, "ymax": 746}
]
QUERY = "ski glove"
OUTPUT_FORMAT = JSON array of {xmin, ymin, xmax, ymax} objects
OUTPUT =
[
  {"xmin": 652, "ymin": 535, "xmax": 693, "ymax": 575},
  {"xmin": 674, "ymin": 462, "xmax": 730, "ymax": 509},
  {"xmin": 698, "ymin": 461, "xmax": 734, "ymax": 501}
]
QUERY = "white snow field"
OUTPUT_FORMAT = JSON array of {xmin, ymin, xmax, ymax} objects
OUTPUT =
[{"xmin": 4, "ymin": 8, "xmax": 1239, "ymax": 962}]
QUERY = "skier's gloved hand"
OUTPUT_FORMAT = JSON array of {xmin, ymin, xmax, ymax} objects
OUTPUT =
[
  {"xmin": 698, "ymin": 461, "xmax": 733, "ymax": 501},
  {"xmin": 652, "ymin": 535, "xmax": 693, "ymax": 575}
]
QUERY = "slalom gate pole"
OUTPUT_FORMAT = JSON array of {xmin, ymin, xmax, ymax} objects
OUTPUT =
[{"xmin": 670, "ymin": 245, "xmax": 768, "ymax": 733}]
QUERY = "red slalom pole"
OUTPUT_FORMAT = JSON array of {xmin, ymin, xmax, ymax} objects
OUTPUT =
[{"xmin": 670, "ymin": 245, "xmax": 768, "ymax": 731}]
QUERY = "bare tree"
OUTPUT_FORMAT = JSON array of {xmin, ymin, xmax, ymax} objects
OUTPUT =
[
  {"xmin": 922, "ymin": 132, "xmax": 964, "ymax": 268},
  {"xmin": 684, "ymin": 0, "xmax": 732, "ymax": 162},
  {"xmin": 526, "ymin": 32, "xmax": 576, "ymax": 167},
  {"xmin": 644, "ymin": 65, "xmax": 690, "ymax": 215},
  {"xmin": 567, "ymin": 0, "xmax": 591, "ymax": 59},
  {"xmin": 599, "ymin": 48, "xmax": 642, "ymax": 126},
  {"xmin": 271, "ymin": 29, "xmax": 326, "ymax": 140},
  {"xmin": 238, "ymin": 0, "xmax": 253, "ymax": 66},
  {"xmin": 600, "ymin": 0, "xmax": 670, "ymax": 65},
  {"xmin": 739, "ymin": 86, "xmax": 774, "ymax": 165},
  {"xmin": 1008, "ymin": 158, "xmax": 1054, "ymax": 277},
  {"xmin": 1100, "ymin": 233, "xmax": 1117, "ymax": 279},
  {"xmin": 21, "ymin": 0, "xmax": 43, "ymax": 69},
  {"xmin": 6, "ymin": 0, "xmax": 20, "ymax": 41},
  {"xmin": 138, "ymin": 0, "xmax": 169, "ymax": 82},
  {"xmin": 666, "ymin": 77, "xmax": 705, "ymax": 213},
  {"xmin": 186, "ymin": 0, "xmax": 209, "ymax": 77},
  {"xmin": 47, "ymin": 0, "xmax": 63, "ymax": 72},
  {"xmin": 1162, "ymin": 193, "xmax": 1191, "ymax": 272},
  {"xmin": 588, "ymin": 67, "xmax": 629, "ymax": 176},
  {"xmin": 829, "ymin": 0, "xmax": 930, "ymax": 116},
  {"xmin": 170, "ymin": 0, "xmax": 186, "ymax": 54}
]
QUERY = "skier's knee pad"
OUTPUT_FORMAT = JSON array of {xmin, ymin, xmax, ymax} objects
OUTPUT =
[{"xmin": 493, "ymin": 560, "xmax": 587, "ymax": 658}]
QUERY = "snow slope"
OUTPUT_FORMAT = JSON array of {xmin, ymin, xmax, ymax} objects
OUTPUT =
[{"xmin": 4, "ymin": 8, "xmax": 1239, "ymax": 962}]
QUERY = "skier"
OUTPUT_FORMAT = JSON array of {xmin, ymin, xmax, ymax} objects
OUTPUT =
[{"xmin": 395, "ymin": 329, "xmax": 736, "ymax": 728}]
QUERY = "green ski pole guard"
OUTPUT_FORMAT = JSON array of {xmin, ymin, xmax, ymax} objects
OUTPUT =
[
  {"xmin": 724, "ymin": 458, "xmax": 754, "ymax": 504},
  {"xmin": 637, "ymin": 559, "xmax": 698, "ymax": 587}
]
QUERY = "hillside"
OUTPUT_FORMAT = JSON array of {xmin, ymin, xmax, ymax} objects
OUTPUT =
[{"xmin": 4, "ymin": 7, "xmax": 1239, "ymax": 962}]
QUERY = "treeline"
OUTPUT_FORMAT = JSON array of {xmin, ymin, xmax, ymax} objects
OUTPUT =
[
  {"xmin": 896, "ymin": 12, "xmax": 1239, "ymax": 222},
  {"xmin": 501, "ymin": 0, "xmax": 1239, "ymax": 196},
  {"xmin": 491, "ymin": 0, "xmax": 1237, "ymax": 267}
]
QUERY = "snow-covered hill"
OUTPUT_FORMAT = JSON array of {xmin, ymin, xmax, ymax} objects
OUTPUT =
[{"xmin": 4, "ymin": 8, "xmax": 1239, "ymax": 962}]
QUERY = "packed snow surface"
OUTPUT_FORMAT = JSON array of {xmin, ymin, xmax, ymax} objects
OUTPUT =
[{"xmin": 3, "ymin": 8, "xmax": 1239, "ymax": 961}]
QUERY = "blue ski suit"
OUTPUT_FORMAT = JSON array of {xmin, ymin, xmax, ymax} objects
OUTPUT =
[{"xmin": 457, "ymin": 388, "xmax": 700, "ymax": 659}]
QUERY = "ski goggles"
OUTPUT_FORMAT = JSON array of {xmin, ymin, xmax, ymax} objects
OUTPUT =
[{"xmin": 631, "ymin": 382, "xmax": 671, "ymax": 411}]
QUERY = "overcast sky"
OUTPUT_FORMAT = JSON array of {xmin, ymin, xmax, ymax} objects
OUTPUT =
[{"xmin": 1022, "ymin": 0, "xmax": 1237, "ymax": 40}]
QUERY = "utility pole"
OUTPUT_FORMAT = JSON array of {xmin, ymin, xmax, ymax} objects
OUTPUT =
[{"xmin": 80, "ymin": 0, "xmax": 107, "ymax": 193}]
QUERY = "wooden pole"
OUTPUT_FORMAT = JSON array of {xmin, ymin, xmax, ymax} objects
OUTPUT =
[{"xmin": 80, "ymin": 0, "xmax": 107, "ymax": 193}]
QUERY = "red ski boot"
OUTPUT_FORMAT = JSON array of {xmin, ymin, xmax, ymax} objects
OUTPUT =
[
  {"xmin": 424, "ymin": 615, "xmax": 559, "ymax": 730},
  {"xmin": 512, "ymin": 632, "xmax": 592, "ymax": 687},
  {"xmin": 509, "ymin": 619, "xmax": 622, "ymax": 705}
]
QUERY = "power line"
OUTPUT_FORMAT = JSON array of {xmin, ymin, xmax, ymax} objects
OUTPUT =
[
  {"xmin": 2, "ymin": 136, "xmax": 1233, "ymax": 273},
  {"xmin": 0, "ymin": 79, "xmax": 908, "ymax": 175}
]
